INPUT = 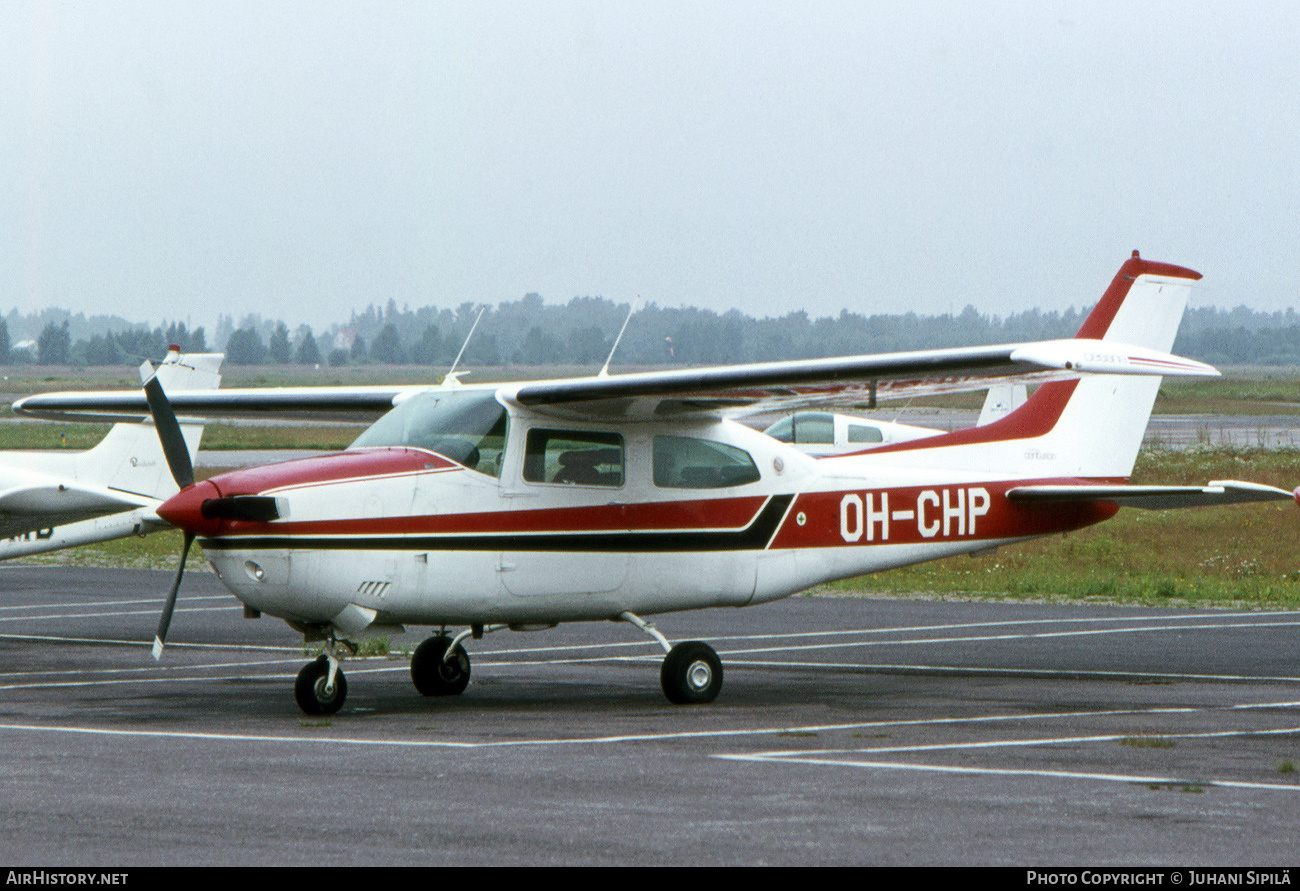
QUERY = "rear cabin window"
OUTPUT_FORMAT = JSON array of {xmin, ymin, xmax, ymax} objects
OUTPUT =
[
  {"xmin": 848, "ymin": 424, "xmax": 884, "ymax": 443},
  {"xmin": 523, "ymin": 430, "xmax": 624, "ymax": 487},
  {"xmin": 653, "ymin": 435, "xmax": 761, "ymax": 489},
  {"xmin": 765, "ymin": 412, "xmax": 834, "ymax": 444}
]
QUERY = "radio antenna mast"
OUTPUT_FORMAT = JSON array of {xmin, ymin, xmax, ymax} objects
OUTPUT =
[
  {"xmin": 442, "ymin": 304, "xmax": 487, "ymax": 386},
  {"xmin": 598, "ymin": 298, "xmax": 640, "ymax": 378}
]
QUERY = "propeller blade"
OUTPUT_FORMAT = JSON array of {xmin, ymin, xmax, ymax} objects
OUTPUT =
[
  {"xmin": 140, "ymin": 361, "xmax": 194, "ymax": 491},
  {"xmin": 152, "ymin": 532, "xmax": 194, "ymax": 661}
]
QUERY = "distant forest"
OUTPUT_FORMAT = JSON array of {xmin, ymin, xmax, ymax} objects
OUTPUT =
[{"xmin": 2, "ymin": 297, "xmax": 1298, "ymax": 368}]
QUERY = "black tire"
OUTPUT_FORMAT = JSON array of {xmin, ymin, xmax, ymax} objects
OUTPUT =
[
  {"xmin": 660, "ymin": 641, "xmax": 723, "ymax": 704},
  {"xmin": 295, "ymin": 656, "xmax": 347, "ymax": 715},
  {"xmin": 411, "ymin": 635, "xmax": 471, "ymax": 696}
]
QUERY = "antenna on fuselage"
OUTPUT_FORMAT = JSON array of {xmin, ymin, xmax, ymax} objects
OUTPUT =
[
  {"xmin": 442, "ymin": 304, "xmax": 487, "ymax": 387},
  {"xmin": 598, "ymin": 298, "xmax": 640, "ymax": 378}
]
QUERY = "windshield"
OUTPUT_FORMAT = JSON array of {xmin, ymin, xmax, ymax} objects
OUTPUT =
[{"xmin": 349, "ymin": 390, "xmax": 508, "ymax": 477}]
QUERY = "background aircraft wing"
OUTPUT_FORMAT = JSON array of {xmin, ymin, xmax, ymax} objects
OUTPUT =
[
  {"xmin": 1006, "ymin": 480, "xmax": 1295, "ymax": 510},
  {"xmin": 13, "ymin": 385, "xmax": 422, "ymax": 423}
]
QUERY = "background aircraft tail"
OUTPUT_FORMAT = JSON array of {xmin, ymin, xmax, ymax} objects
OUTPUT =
[
  {"xmin": 72, "ymin": 351, "xmax": 223, "ymax": 501},
  {"xmin": 864, "ymin": 253, "xmax": 1203, "ymax": 479}
]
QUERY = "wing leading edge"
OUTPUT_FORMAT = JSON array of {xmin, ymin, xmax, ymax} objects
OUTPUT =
[{"xmin": 507, "ymin": 338, "xmax": 1215, "ymax": 419}]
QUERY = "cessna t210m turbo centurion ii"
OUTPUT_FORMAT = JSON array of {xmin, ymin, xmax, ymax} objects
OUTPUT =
[{"xmin": 16, "ymin": 253, "xmax": 1296, "ymax": 714}]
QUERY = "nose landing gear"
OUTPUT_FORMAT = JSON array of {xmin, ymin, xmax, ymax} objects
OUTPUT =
[
  {"xmin": 293, "ymin": 635, "xmax": 356, "ymax": 715},
  {"xmin": 295, "ymin": 655, "xmax": 347, "ymax": 715}
]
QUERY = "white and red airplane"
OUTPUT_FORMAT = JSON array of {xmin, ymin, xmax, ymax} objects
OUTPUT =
[
  {"xmin": 15, "ymin": 253, "xmax": 1295, "ymax": 714},
  {"xmin": 0, "ymin": 350, "xmax": 221, "ymax": 560}
]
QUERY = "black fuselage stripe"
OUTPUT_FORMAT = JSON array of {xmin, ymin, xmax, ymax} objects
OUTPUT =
[{"xmin": 202, "ymin": 495, "xmax": 794, "ymax": 554}]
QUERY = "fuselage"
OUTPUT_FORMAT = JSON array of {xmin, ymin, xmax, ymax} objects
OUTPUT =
[{"xmin": 158, "ymin": 388, "xmax": 1116, "ymax": 634}]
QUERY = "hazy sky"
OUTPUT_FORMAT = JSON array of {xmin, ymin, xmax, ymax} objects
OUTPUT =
[{"xmin": 4, "ymin": 1, "xmax": 1298, "ymax": 333}]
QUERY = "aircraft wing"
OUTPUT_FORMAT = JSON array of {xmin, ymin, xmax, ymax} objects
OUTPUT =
[
  {"xmin": 12, "ymin": 338, "xmax": 1214, "ymax": 423},
  {"xmin": 1006, "ymin": 480, "xmax": 1296, "ymax": 510}
]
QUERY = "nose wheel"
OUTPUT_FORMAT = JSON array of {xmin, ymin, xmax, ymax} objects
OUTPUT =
[{"xmin": 295, "ymin": 655, "xmax": 348, "ymax": 715}]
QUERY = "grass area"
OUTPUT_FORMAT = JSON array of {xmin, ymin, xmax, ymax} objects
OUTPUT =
[
  {"xmin": 1156, "ymin": 367, "xmax": 1300, "ymax": 415},
  {"xmin": 0, "ymin": 421, "xmax": 363, "ymax": 451}
]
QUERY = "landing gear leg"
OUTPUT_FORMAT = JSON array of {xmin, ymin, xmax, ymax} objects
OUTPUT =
[
  {"xmin": 411, "ymin": 633, "xmax": 472, "ymax": 696},
  {"xmin": 619, "ymin": 611, "xmax": 723, "ymax": 705}
]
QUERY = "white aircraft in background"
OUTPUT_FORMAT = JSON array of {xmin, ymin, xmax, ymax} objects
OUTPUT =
[
  {"xmin": 16, "ymin": 253, "xmax": 1295, "ymax": 715},
  {"xmin": 0, "ymin": 350, "xmax": 221, "ymax": 559}
]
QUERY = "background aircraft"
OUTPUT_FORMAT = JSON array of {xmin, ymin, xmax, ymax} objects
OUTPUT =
[
  {"xmin": 0, "ymin": 350, "xmax": 221, "ymax": 560},
  {"xmin": 16, "ymin": 254, "xmax": 1295, "ymax": 714}
]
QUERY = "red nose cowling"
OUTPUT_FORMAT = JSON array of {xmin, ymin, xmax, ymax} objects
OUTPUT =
[
  {"xmin": 155, "ymin": 449, "xmax": 448, "ymax": 539},
  {"xmin": 157, "ymin": 480, "xmax": 224, "ymax": 537}
]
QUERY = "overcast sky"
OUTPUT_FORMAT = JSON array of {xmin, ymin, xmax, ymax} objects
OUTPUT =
[{"xmin": 4, "ymin": 1, "xmax": 1298, "ymax": 333}]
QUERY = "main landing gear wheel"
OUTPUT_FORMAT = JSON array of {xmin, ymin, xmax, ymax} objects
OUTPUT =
[
  {"xmin": 411, "ymin": 635, "xmax": 471, "ymax": 696},
  {"xmin": 661, "ymin": 641, "xmax": 723, "ymax": 704},
  {"xmin": 295, "ymin": 656, "xmax": 347, "ymax": 715}
]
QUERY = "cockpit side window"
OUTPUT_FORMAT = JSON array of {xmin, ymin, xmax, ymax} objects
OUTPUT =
[
  {"xmin": 349, "ymin": 390, "xmax": 509, "ymax": 477},
  {"xmin": 653, "ymin": 435, "xmax": 761, "ymax": 489},
  {"xmin": 523, "ymin": 429, "xmax": 624, "ymax": 487}
]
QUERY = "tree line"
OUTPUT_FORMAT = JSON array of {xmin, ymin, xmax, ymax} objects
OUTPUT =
[{"xmin": 2, "ymin": 299, "xmax": 1299, "ymax": 368}]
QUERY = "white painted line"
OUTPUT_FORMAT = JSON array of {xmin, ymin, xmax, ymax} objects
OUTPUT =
[
  {"xmin": 716, "ymin": 618, "xmax": 1300, "ymax": 657},
  {"xmin": 744, "ymin": 724, "xmax": 1300, "ymax": 759},
  {"xmin": 0, "ymin": 605, "xmax": 242, "ymax": 622},
  {"xmin": 0, "ymin": 595, "xmax": 231, "ymax": 613},
  {"xmin": 715, "ymin": 752, "xmax": 1300, "ymax": 794},
  {"xmin": 0, "ymin": 631, "xmax": 296, "ymax": 651},
  {"xmin": 715, "ymin": 656, "xmax": 1300, "ymax": 684}
]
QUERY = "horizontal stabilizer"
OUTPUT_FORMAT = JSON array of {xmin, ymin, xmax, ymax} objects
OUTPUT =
[
  {"xmin": 1006, "ymin": 480, "xmax": 1294, "ymax": 511},
  {"xmin": 0, "ymin": 484, "xmax": 157, "ymax": 539},
  {"xmin": 0, "ymin": 484, "xmax": 154, "ymax": 516}
]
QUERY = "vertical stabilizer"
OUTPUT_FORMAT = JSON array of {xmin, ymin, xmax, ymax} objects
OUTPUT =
[{"xmin": 859, "ymin": 253, "xmax": 1202, "ymax": 479}]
